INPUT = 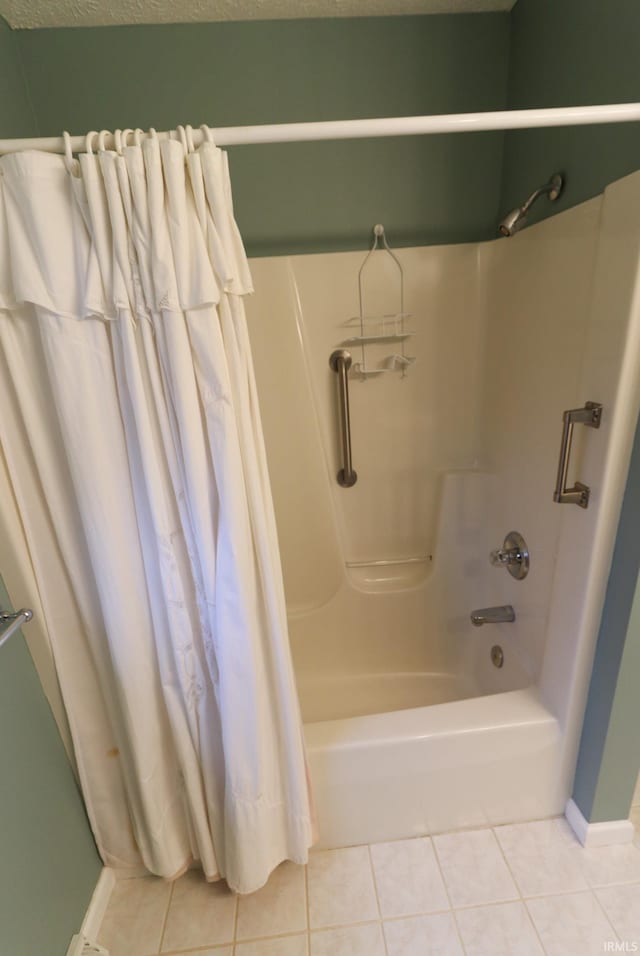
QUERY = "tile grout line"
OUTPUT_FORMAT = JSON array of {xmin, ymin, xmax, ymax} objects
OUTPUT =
[
  {"xmin": 233, "ymin": 928, "xmax": 310, "ymax": 944},
  {"xmin": 366, "ymin": 843, "xmax": 388, "ymax": 956},
  {"xmin": 490, "ymin": 825, "xmax": 527, "ymax": 903},
  {"xmin": 490, "ymin": 824, "xmax": 548, "ymax": 954},
  {"xmin": 590, "ymin": 887, "xmax": 623, "ymax": 945},
  {"xmin": 429, "ymin": 835, "xmax": 468, "ymax": 956},
  {"xmin": 310, "ymin": 918, "xmax": 386, "ymax": 933},
  {"xmin": 304, "ymin": 862, "xmax": 310, "ymax": 955},
  {"xmin": 523, "ymin": 879, "xmax": 640, "ymax": 899},
  {"xmin": 158, "ymin": 944, "xmax": 234, "ymax": 955},
  {"xmin": 232, "ymin": 881, "xmax": 240, "ymax": 956},
  {"xmin": 157, "ymin": 878, "xmax": 176, "ymax": 954}
]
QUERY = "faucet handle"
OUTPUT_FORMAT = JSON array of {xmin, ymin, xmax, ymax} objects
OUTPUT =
[{"xmin": 489, "ymin": 532, "xmax": 529, "ymax": 581}]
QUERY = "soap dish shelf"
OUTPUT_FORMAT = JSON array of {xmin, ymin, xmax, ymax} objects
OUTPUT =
[
  {"xmin": 353, "ymin": 354, "xmax": 416, "ymax": 376},
  {"xmin": 342, "ymin": 329, "xmax": 415, "ymax": 346}
]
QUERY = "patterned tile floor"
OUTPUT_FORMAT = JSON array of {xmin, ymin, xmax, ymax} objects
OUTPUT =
[{"xmin": 97, "ymin": 798, "xmax": 640, "ymax": 956}]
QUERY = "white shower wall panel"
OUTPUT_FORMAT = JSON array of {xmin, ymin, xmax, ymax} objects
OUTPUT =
[
  {"xmin": 246, "ymin": 243, "xmax": 489, "ymax": 691},
  {"xmin": 246, "ymin": 210, "xmax": 604, "ymax": 695},
  {"xmin": 476, "ymin": 199, "xmax": 602, "ymax": 681},
  {"xmin": 539, "ymin": 171, "xmax": 640, "ymax": 799},
  {"xmin": 291, "ymin": 245, "xmax": 486, "ymax": 568},
  {"xmin": 245, "ymin": 256, "xmax": 344, "ymax": 616}
]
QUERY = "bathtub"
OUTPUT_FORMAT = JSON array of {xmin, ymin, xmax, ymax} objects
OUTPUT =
[
  {"xmin": 305, "ymin": 687, "xmax": 561, "ymax": 847},
  {"xmin": 296, "ymin": 525, "xmax": 561, "ymax": 847}
]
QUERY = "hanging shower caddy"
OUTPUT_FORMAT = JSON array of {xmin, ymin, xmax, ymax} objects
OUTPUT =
[{"xmin": 341, "ymin": 224, "xmax": 416, "ymax": 377}]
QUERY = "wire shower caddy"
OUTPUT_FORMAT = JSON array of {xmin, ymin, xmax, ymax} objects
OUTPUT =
[{"xmin": 341, "ymin": 224, "xmax": 416, "ymax": 378}]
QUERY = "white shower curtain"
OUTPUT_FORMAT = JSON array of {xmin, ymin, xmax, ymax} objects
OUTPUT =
[{"xmin": 0, "ymin": 132, "xmax": 315, "ymax": 893}]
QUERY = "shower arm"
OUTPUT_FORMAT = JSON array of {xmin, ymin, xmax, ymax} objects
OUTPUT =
[
  {"xmin": 519, "ymin": 174, "xmax": 564, "ymax": 216},
  {"xmin": 520, "ymin": 183, "xmax": 555, "ymax": 215}
]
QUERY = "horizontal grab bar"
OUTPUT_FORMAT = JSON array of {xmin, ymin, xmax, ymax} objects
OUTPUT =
[{"xmin": 0, "ymin": 608, "xmax": 34, "ymax": 650}]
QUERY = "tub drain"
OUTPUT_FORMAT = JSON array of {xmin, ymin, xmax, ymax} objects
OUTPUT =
[{"xmin": 491, "ymin": 645, "xmax": 504, "ymax": 668}]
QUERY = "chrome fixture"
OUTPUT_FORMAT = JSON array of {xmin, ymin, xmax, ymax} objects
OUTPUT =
[
  {"xmin": 553, "ymin": 401, "xmax": 602, "ymax": 508},
  {"xmin": 490, "ymin": 531, "xmax": 530, "ymax": 581},
  {"xmin": 498, "ymin": 173, "xmax": 564, "ymax": 236},
  {"xmin": 0, "ymin": 606, "xmax": 33, "ymax": 650},
  {"xmin": 470, "ymin": 605, "xmax": 516, "ymax": 627},
  {"xmin": 329, "ymin": 349, "xmax": 357, "ymax": 487},
  {"xmin": 491, "ymin": 645, "xmax": 505, "ymax": 668}
]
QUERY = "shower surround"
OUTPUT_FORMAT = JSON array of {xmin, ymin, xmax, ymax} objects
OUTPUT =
[{"xmin": 246, "ymin": 170, "xmax": 640, "ymax": 847}]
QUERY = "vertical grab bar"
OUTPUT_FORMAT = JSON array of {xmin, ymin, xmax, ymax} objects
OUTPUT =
[
  {"xmin": 553, "ymin": 401, "xmax": 602, "ymax": 508},
  {"xmin": 329, "ymin": 349, "xmax": 358, "ymax": 487}
]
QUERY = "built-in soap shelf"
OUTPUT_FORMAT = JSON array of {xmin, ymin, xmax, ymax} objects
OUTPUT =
[
  {"xmin": 338, "ymin": 226, "xmax": 416, "ymax": 379},
  {"xmin": 346, "ymin": 553, "xmax": 432, "ymax": 591}
]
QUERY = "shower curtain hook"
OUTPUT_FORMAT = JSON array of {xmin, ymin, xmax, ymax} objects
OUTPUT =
[
  {"xmin": 119, "ymin": 129, "xmax": 134, "ymax": 153},
  {"xmin": 200, "ymin": 124, "xmax": 216, "ymax": 146},
  {"xmin": 114, "ymin": 129, "xmax": 123, "ymax": 155},
  {"xmin": 176, "ymin": 125, "xmax": 189, "ymax": 158},
  {"xmin": 85, "ymin": 130, "xmax": 99, "ymax": 155},
  {"xmin": 185, "ymin": 124, "xmax": 196, "ymax": 154},
  {"xmin": 133, "ymin": 128, "xmax": 143, "ymax": 147},
  {"xmin": 62, "ymin": 131, "xmax": 79, "ymax": 175},
  {"xmin": 97, "ymin": 129, "xmax": 110, "ymax": 152}
]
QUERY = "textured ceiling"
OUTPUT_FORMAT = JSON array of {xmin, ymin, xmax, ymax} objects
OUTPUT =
[{"xmin": 0, "ymin": 0, "xmax": 516, "ymax": 30}]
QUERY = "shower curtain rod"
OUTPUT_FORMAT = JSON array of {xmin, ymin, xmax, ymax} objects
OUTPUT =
[{"xmin": 1, "ymin": 102, "xmax": 640, "ymax": 154}]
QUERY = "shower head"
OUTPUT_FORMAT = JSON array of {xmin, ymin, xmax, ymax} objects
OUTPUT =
[
  {"xmin": 499, "ymin": 207, "xmax": 528, "ymax": 237},
  {"xmin": 498, "ymin": 173, "xmax": 564, "ymax": 237}
]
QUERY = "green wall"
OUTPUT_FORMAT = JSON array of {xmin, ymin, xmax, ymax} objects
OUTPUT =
[
  {"xmin": 0, "ymin": 578, "xmax": 101, "ymax": 955},
  {"xmin": 14, "ymin": 15, "xmax": 510, "ymax": 255},
  {"xmin": 592, "ymin": 576, "xmax": 640, "ymax": 821},
  {"xmin": 0, "ymin": 16, "xmax": 37, "ymax": 138},
  {"xmin": 500, "ymin": 0, "xmax": 640, "ymax": 229}
]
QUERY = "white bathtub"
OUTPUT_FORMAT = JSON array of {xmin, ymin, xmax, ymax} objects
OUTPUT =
[{"xmin": 305, "ymin": 687, "xmax": 561, "ymax": 847}]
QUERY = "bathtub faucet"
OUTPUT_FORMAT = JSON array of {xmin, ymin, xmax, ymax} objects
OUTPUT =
[{"xmin": 470, "ymin": 605, "xmax": 515, "ymax": 627}]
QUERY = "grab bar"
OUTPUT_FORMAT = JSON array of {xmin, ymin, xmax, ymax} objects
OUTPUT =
[
  {"xmin": 0, "ymin": 607, "xmax": 34, "ymax": 650},
  {"xmin": 553, "ymin": 401, "xmax": 602, "ymax": 508},
  {"xmin": 329, "ymin": 349, "xmax": 358, "ymax": 487}
]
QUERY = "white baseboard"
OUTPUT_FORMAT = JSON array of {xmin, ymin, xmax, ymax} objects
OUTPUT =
[
  {"xmin": 111, "ymin": 864, "xmax": 150, "ymax": 880},
  {"xmin": 80, "ymin": 866, "xmax": 116, "ymax": 940},
  {"xmin": 565, "ymin": 798, "xmax": 635, "ymax": 847},
  {"xmin": 66, "ymin": 867, "xmax": 116, "ymax": 955},
  {"xmin": 66, "ymin": 937, "xmax": 109, "ymax": 956}
]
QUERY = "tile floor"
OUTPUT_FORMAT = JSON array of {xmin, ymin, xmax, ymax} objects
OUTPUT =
[{"xmin": 96, "ymin": 808, "xmax": 640, "ymax": 956}]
